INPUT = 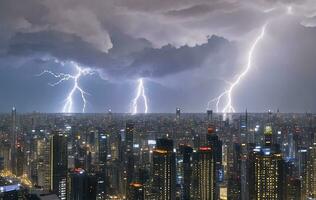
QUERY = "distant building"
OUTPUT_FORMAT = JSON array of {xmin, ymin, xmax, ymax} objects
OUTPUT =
[
  {"xmin": 207, "ymin": 110, "xmax": 213, "ymax": 121},
  {"xmin": 10, "ymin": 107, "xmax": 17, "ymax": 175},
  {"xmin": 16, "ymin": 144, "xmax": 24, "ymax": 177},
  {"xmin": 176, "ymin": 108, "xmax": 180, "ymax": 121}
]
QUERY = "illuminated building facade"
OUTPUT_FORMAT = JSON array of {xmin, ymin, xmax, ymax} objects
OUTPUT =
[
  {"xmin": 50, "ymin": 131, "xmax": 68, "ymax": 200},
  {"xmin": 194, "ymin": 146, "xmax": 215, "ymax": 200},
  {"xmin": 177, "ymin": 144, "xmax": 193, "ymax": 200},
  {"xmin": 248, "ymin": 147, "xmax": 283, "ymax": 200},
  {"xmin": 152, "ymin": 138, "xmax": 176, "ymax": 200},
  {"xmin": 125, "ymin": 122, "xmax": 135, "ymax": 196},
  {"xmin": 306, "ymin": 143, "xmax": 316, "ymax": 199},
  {"xmin": 97, "ymin": 130, "xmax": 107, "ymax": 198},
  {"xmin": 207, "ymin": 125, "xmax": 222, "ymax": 199},
  {"xmin": 37, "ymin": 137, "xmax": 51, "ymax": 191}
]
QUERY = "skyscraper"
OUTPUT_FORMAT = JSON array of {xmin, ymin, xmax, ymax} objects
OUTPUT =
[
  {"xmin": 207, "ymin": 110, "xmax": 213, "ymax": 121},
  {"xmin": 128, "ymin": 182, "xmax": 144, "ymax": 200},
  {"xmin": 264, "ymin": 125, "xmax": 273, "ymax": 147},
  {"xmin": 50, "ymin": 131, "xmax": 68, "ymax": 200},
  {"xmin": 125, "ymin": 122, "xmax": 135, "ymax": 195},
  {"xmin": 152, "ymin": 138, "xmax": 176, "ymax": 200},
  {"xmin": 97, "ymin": 130, "xmax": 107, "ymax": 198},
  {"xmin": 248, "ymin": 146, "xmax": 283, "ymax": 200},
  {"xmin": 10, "ymin": 107, "xmax": 17, "ymax": 175},
  {"xmin": 16, "ymin": 143, "xmax": 24, "ymax": 177},
  {"xmin": 68, "ymin": 168, "xmax": 97, "ymax": 200},
  {"xmin": 306, "ymin": 142, "xmax": 316, "ymax": 199},
  {"xmin": 176, "ymin": 108, "xmax": 180, "ymax": 121},
  {"xmin": 193, "ymin": 146, "xmax": 215, "ymax": 200},
  {"xmin": 206, "ymin": 125, "xmax": 222, "ymax": 199},
  {"xmin": 37, "ymin": 137, "xmax": 51, "ymax": 191},
  {"xmin": 177, "ymin": 144, "xmax": 193, "ymax": 200},
  {"xmin": 228, "ymin": 143, "xmax": 241, "ymax": 200}
]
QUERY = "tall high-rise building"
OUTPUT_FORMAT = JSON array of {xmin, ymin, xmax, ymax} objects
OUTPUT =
[
  {"xmin": 0, "ymin": 142, "xmax": 10, "ymax": 171},
  {"xmin": 125, "ymin": 122, "xmax": 135, "ymax": 195},
  {"xmin": 177, "ymin": 144, "xmax": 193, "ymax": 200},
  {"xmin": 16, "ymin": 143, "xmax": 24, "ymax": 177},
  {"xmin": 68, "ymin": 168, "xmax": 97, "ymax": 200},
  {"xmin": 176, "ymin": 108, "xmax": 181, "ymax": 121},
  {"xmin": 152, "ymin": 138, "xmax": 176, "ymax": 200},
  {"xmin": 128, "ymin": 182, "xmax": 144, "ymax": 200},
  {"xmin": 264, "ymin": 125, "xmax": 273, "ymax": 147},
  {"xmin": 97, "ymin": 130, "xmax": 107, "ymax": 198},
  {"xmin": 50, "ymin": 131, "xmax": 68, "ymax": 200},
  {"xmin": 206, "ymin": 125, "xmax": 222, "ymax": 199},
  {"xmin": 240, "ymin": 111, "xmax": 248, "ymax": 144},
  {"xmin": 306, "ymin": 142, "xmax": 316, "ymax": 199},
  {"xmin": 228, "ymin": 143, "xmax": 241, "ymax": 200},
  {"xmin": 248, "ymin": 146, "xmax": 283, "ymax": 200},
  {"xmin": 37, "ymin": 137, "xmax": 51, "ymax": 191},
  {"xmin": 193, "ymin": 146, "xmax": 215, "ymax": 200},
  {"xmin": 10, "ymin": 107, "xmax": 17, "ymax": 175},
  {"xmin": 207, "ymin": 110, "xmax": 213, "ymax": 122}
]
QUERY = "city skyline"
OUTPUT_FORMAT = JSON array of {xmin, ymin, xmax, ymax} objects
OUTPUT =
[{"xmin": 1, "ymin": 1, "xmax": 316, "ymax": 113}]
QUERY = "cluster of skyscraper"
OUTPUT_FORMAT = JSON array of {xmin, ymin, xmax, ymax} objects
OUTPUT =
[{"xmin": 0, "ymin": 108, "xmax": 316, "ymax": 200}]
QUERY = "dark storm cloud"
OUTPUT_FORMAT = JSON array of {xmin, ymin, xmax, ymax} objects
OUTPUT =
[
  {"xmin": 0, "ymin": 0, "xmax": 316, "ymax": 112},
  {"xmin": 125, "ymin": 36, "xmax": 237, "ymax": 78},
  {"xmin": 6, "ymin": 30, "xmax": 237, "ymax": 80},
  {"xmin": 0, "ymin": 0, "xmax": 314, "ymax": 75}
]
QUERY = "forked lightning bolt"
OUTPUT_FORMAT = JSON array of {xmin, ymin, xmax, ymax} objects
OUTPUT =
[
  {"xmin": 208, "ymin": 24, "xmax": 267, "ymax": 115},
  {"xmin": 131, "ymin": 78, "xmax": 148, "ymax": 114},
  {"xmin": 38, "ymin": 61, "xmax": 93, "ymax": 113}
]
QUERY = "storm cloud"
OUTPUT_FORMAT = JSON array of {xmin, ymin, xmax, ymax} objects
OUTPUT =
[{"xmin": 0, "ymin": 0, "xmax": 315, "ymax": 112}]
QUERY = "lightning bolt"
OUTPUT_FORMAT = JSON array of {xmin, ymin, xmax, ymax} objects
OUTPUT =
[
  {"xmin": 38, "ymin": 61, "xmax": 93, "ymax": 113},
  {"xmin": 207, "ymin": 5, "xmax": 294, "ymax": 117},
  {"xmin": 131, "ymin": 78, "xmax": 148, "ymax": 114},
  {"xmin": 208, "ymin": 24, "xmax": 267, "ymax": 116}
]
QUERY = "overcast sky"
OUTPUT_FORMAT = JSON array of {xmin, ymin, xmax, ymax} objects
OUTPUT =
[{"xmin": 0, "ymin": 0, "xmax": 316, "ymax": 113}]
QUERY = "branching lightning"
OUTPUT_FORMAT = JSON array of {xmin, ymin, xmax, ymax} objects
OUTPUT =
[
  {"xmin": 207, "ymin": 5, "xmax": 294, "ymax": 117},
  {"xmin": 208, "ymin": 24, "xmax": 267, "ymax": 115},
  {"xmin": 38, "ymin": 61, "xmax": 93, "ymax": 113},
  {"xmin": 131, "ymin": 78, "xmax": 148, "ymax": 114}
]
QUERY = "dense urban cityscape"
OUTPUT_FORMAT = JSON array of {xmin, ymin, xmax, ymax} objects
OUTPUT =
[
  {"xmin": 0, "ymin": 108, "xmax": 315, "ymax": 199},
  {"xmin": 1, "ymin": 0, "xmax": 316, "ymax": 199}
]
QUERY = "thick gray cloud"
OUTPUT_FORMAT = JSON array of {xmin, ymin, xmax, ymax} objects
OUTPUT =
[{"xmin": 0, "ymin": 0, "xmax": 315, "ymax": 112}]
